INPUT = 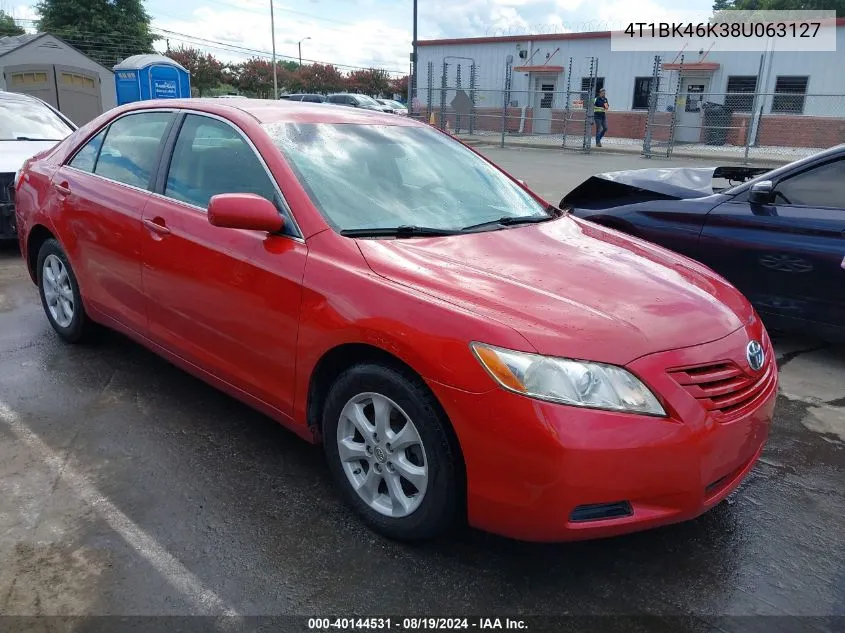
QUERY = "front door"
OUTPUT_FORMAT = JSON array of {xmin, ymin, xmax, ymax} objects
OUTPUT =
[
  {"xmin": 141, "ymin": 112, "xmax": 307, "ymax": 416},
  {"xmin": 533, "ymin": 79, "xmax": 555, "ymax": 135},
  {"xmin": 51, "ymin": 110, "xmax": 174, "ymax": 334},
  {"xmin": 698, "ymin": 157, "xmax": 845, "ymax": 335},
  {"xmin": 674, "ymin": 78, "xmax": 707, "ymax": 143}
]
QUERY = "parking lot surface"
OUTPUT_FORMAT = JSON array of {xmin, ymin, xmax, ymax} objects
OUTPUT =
[{"xmin": 0, "ymin": 148, "xmax": 843, "ymax": 629}]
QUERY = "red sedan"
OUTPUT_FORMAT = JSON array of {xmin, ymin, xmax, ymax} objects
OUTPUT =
[{"xmin": 14, "ymin": 99, "xmax": 777, "ymax": 542}]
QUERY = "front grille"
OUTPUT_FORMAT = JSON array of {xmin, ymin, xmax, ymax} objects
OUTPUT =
[
  {"xmin": 668, "ymin": 355, "xmax": 775, "ymax": 419},
  {"xmin": 0, "ymin": 172, "xmax": 16, "ymax": 237}
]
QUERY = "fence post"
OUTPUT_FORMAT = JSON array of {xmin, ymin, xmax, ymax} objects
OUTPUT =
[
  {"xmin": 744, "ymin": 53, "xmax": 766, "ymax": 164},
  {"xmin": 501, "ymin": 55, "xmax": 513, "ymax": 148},
  {"xmin": 666, "ymin": 55, "xmax": 683, "ymax": 159},
  {"xmin": 561, "ymin": 57, "xmax": 573, "ymax": 149},
  {"xmin": 469, "ymin": 63, "xmax": 477, "ymax": 135},
  {"xmin": 455, "ymin": 64, "xmax": 463, "ymax": 133},
  {"xmin": 642, "ymin": 55, "xmax": 661, "ymax": 159},
  {"xmin": 426, "ymin": 61, "xmax": 433, "ymax": 124},
  {"xmin": 582, "ymin": 56, "xmax": 598, "ymax": 152},
  {"xmin": 439, "ymin": 61, "xmax": 448, "ymax": 129}
]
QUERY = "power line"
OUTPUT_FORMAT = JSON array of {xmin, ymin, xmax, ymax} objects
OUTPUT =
[{"xmin": 10, "ymin": 19, "xmax": 406, "ymax": 75}]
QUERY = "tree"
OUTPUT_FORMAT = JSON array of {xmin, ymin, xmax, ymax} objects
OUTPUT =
[
  {"xmin": 296, "ymin": 63, "xmax": 346, "ymax": 93},
  {"xmin": 233, "ymin": 57, "xmax": 276, "ymax": 97},
  {"xmin": 713, "ymin": 0, "xmax": 844, "ymax": 17},
  {"xmin": 0, "ymin": 10, "xmax": 25, "ymax": 36},
  {"xmin": 346, "ymin": 68, "xmax": 391, "ymax": 96},
  {"xmin": 36, "ymin": 0, "xmax": 156, "ymax": 68},
  {"xmin": 390, "ymin": 75, "xmax": 409, "ymax": 100},
  {"xmin": 165, "ymin": 46, "xmax": 224, "ymax": 97}
]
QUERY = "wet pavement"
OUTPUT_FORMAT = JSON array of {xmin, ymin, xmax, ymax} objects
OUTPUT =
[{"xmin": 0, "ymin": 148, "xmax": 844, "ymax": 630}]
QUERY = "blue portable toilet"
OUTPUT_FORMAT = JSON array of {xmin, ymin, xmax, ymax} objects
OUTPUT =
[{"xmin": 113, "ymin": 54, "xmax": 191, "ymax": 105}]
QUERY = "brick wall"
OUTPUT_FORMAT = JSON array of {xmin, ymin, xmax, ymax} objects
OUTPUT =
[{"xmin": 725, "ymin": 113, "xmax": 845, "ymax": 148}]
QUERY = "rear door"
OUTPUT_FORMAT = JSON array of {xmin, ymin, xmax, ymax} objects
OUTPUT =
[
  {"xmin": 53, "ymin": 110, "xmax": 175, "ymax": 333},
  {"xmin": 140, "ymin": 112, "xmax": 307, "ymax": 416},
  {"xmin": 698, "ymin": 157, "xmax": 845, "ymax": 332}
]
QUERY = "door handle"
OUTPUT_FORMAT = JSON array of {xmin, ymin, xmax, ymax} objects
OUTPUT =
[
  {"xmin": 143, "ymin": 218, "xmax": 171, "ymax": 235},
  {"xmin": 53, "ymin": 182, "xmax": 71, "ymax": 196}
]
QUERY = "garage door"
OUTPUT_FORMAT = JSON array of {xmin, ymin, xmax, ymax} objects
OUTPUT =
[
  {"xmin": 4, "ymin": 65, "xmax": 58, "ymax": 108},
  {"xmin": 55, "ymin": 66, "xmax": 102, "ymax": 125},
  {"xmin": 4, "ymin": 64, "xmax": 102, "ymax": 125}
]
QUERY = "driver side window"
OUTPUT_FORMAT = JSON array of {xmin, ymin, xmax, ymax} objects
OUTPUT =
[{"xmin": 774, "ymin": 159, "xmax": 845, "ymax": 209}]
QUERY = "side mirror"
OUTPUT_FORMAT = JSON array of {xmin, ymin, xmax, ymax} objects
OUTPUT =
[
  {"xmin": 208, "ymin": 193, "xmax": 284, "ymax": 233},
  {"xmin": 749, "ymin": 180, "xmax": 774, "ymax": 205}
]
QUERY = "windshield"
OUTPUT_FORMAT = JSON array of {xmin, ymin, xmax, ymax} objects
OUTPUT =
[
  {"xmin": 0, "ymin": 97, "xmax": 74, "ymax": 141},
  {"xmin": 263, "ymin": 122, "xmax": 549, "ymax": 232},
  {"xmin": 354, "ymin": 95, "xmax": 380, "ymax": 106}
]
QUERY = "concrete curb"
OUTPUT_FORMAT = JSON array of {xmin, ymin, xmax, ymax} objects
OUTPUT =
[{"xmin": 458, "ymin": 137, "xmax": 793, "ymax": 167}]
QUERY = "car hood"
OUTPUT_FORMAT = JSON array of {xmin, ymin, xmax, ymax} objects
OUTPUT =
[
  {"xmin": 356, "ymin": 216, "xmax": 753, "ymax": 366},
  {"xmin": 562, "ymin": 165, "xmax": 770, "ymax": 205},
  {"xmin": 0, "ymin": 140, "xmax": 62, "ymax": 173}
]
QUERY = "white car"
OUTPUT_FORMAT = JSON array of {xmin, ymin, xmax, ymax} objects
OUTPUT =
[
  {"xmin": 0, "ymin": 91, "xmax": 76, "ymax": 240},
  {"xmin": 377, "ymin": 98, "xmax": 408, "ymax": 115}
]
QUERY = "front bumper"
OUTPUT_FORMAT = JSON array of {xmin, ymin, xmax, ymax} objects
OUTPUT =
[
  {"xmin": 429, "ymin": 321, "xmax": 777, "ymax": 542},
  {"xmin": 0, "ymin": 173, "xmax": 16, "ymax": 240}
]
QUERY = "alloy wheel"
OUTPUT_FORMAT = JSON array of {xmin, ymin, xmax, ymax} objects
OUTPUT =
[
  {"xmin": 336, "ymin": 392, "xmax": 428, "ymax": 518},
  {"xmin": 42, "ymin": 254, "xmax": 75, "ymax": 328}
]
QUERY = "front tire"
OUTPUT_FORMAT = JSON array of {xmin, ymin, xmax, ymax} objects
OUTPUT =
[
  {"xmin": 37, "ymin": 238, "xmax": 93, "ymax": 343},
  {"xmin": 323, "ymin": 363, "xmax": 462, "ymax": 541}
]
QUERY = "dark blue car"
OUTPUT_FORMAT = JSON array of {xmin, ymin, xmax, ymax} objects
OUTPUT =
[{"xmin": 562, "ymin": 145, "xmax": 845, "ymax": 342}]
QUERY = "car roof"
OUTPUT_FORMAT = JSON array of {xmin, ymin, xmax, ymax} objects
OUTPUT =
[
  {"xmin": 114, "ymin": 97, "xmax": 422, "ymax": 127},
  {"xmin": 0, "ymin": 90, "xmax": 42, "ymax": 104}
]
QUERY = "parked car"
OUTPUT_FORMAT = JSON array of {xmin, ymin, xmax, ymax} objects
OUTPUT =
[
  {"xmin": 0, "ymin": 91, "xmax": 76, "ymax": 241},
  {"xmin": 562, "ymin": 147, "xmax": 845, "ymax": 342},
  {"xmin": 281, "ymin": 93, "xmax": 326, "ymax": 103},
  {"xmin": 15, "ymin": 97, "xmax": 776, "ymax": 543},
  {"xmin": 327, "ymin": 93, "xmax": 392, "ymax": 112},
  {"xmin": 377, "ymin": 99, "xmax": 408, "ymax": 115}
]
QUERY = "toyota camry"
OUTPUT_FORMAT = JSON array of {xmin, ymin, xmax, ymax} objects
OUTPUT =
[{"xmin": 14, "ymin": 98, "xmax": 777, "ymax": 542}]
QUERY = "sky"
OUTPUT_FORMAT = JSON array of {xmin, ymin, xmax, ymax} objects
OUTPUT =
[{"xmin": 6, "ymin": 0, "xmax": 717, "ymax": 75}]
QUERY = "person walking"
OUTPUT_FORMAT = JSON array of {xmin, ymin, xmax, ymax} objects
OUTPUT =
[{"xmin": 594, "ymin": 88, "xmax": 609, "ymax": 147}]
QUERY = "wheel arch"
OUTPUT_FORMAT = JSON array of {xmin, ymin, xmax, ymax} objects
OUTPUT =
[
  {"xmin": 305, "ymin": 342, "xmax": 467, "ymax": 492},
  {"xmin": 26, "ymin": 224, "xmax": 57, "ymax": 284}
]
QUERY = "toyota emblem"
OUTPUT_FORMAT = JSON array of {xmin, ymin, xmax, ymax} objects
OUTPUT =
[{"xmin": 746, "ymin": 340, "xmax": 765, "ymax": 372}]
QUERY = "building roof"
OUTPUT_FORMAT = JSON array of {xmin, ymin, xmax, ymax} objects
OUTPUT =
[
  {"xmin": 0, "ymin": 33, "xmax": 48, "ymax": 58},
  {"xmin": 113, "ymin": 54, "xmax": 188, "ymax": 72}
]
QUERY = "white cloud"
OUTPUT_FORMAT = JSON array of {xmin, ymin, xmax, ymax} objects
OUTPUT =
[{"xmin": 153, "ymin": 6, "xmax": 411, "ymax": 74}]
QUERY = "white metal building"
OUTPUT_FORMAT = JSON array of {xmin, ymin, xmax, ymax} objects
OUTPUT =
[
  {"xmin": 0, "ymin": 33, "xmax": 116, "ymax": 126},
  {"xmin": 416, "ymin": 18, "xmax": 845, "ymax": 147}
]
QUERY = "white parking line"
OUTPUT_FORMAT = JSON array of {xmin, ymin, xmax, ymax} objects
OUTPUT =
[{"xmin": 0, "ymin": 399, "xmax": 240, "ymax": 617}]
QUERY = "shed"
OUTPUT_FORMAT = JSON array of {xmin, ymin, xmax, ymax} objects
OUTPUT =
[
  {"xmin": 0, "ymin": 33, "xmax": 115, "ymax": 125},
  {"xmin": 113, "ymin": 54, "xmax": 190, "ymax": 105}
]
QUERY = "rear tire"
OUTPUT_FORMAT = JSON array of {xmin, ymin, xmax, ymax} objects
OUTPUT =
[
  {"xmin": 322, "ymin": 363, "xmax": 462, "ymax": 541},
  {"xmin": 37, "ymin": 238, "xmax": 93, "ymax": 343}
]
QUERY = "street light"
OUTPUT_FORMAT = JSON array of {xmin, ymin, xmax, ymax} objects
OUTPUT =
[
  {"xmin": 270, "ymin": 0, "xmax": 278, "ymax": 98},
  {"xmin": 298, "ymin": 36, "xmax": 311, "ymax": 68}
]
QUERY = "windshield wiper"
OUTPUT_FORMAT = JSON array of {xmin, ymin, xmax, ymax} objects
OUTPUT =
[
  {"xmin": 340, "ymin": 225, "xmax": 463, "ymax": 238},
  {"xmin": 14, "ymin": 136, "xmax": 62, "ymax": 141},
  {"xmin": 461, "ymin": 214, "xmax": 556, "ymax": 232}
]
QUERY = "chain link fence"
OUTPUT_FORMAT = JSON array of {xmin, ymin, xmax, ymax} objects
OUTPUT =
[{"xmin": 410, "ymin": 56, "xmax": 845, "ymax": 165}]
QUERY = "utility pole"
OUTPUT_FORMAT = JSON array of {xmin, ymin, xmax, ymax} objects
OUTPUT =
[
  {"xmin": 298, "ymin": 37, "xmax": 311, "ymax": 68},
  {"xmin": 270, "ymin": 0, "xmax": 278, "ymax": 99}
]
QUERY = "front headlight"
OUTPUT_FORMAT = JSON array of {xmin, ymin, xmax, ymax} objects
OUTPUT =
[{"xmin": 471, "ymin": 342, "xmax": 666, "ymax": 416}]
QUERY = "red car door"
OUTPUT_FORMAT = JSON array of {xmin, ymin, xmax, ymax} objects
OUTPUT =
[
  {"xmin": 141, "ymin": 112, "xmax": 307, "ymax": 417},
  {"xmin": 51, "ymin": 110, "xmax": 175, "ymax": 334}
]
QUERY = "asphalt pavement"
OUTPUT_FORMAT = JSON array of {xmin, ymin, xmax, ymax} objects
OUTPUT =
[{"xmin": 0, "ymin": 147, "xmax": 843, "ymax": 632}]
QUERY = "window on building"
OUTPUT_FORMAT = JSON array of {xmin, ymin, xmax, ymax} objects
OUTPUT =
[
  {"xmin": 581, "ymin": 77, "xmax": 605, "ymax": 96},
  {"xmin": 632, "ymin": 77, "xmax": 658, "ymax": 110},
  {"xmin": 725, "ymin": 76, "xmax": 757, "ymax": 112},
  {"xmin": 772, "ymin": 76, "xmax": 809, "ymax": 114}
]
